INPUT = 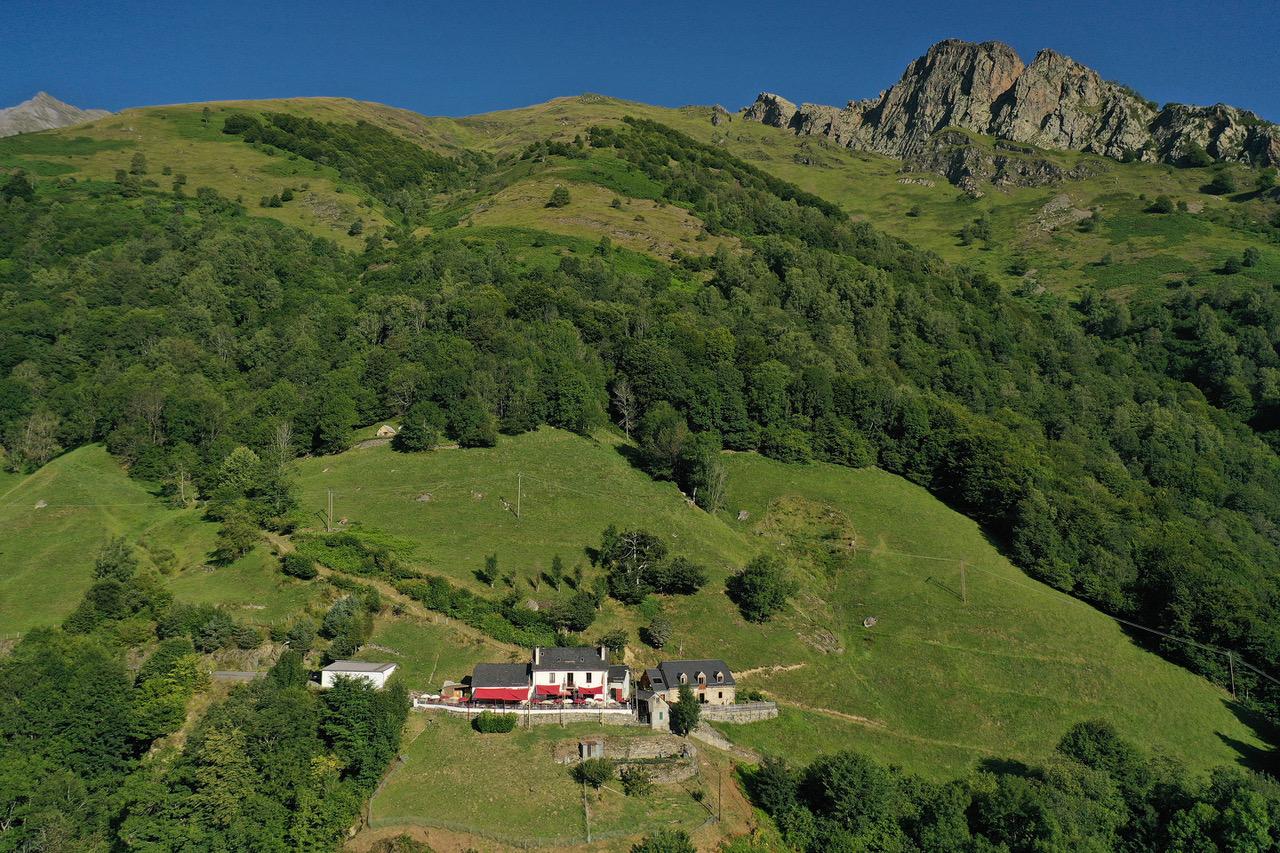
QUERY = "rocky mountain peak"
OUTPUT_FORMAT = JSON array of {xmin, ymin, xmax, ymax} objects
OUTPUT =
[
  {"xmin": 0, "ymin": 92, "xmax": 110, "ymax": 138},
  {"xmin": 743, "ymin": 38, "xmax": 1279, "ymax": 182}
]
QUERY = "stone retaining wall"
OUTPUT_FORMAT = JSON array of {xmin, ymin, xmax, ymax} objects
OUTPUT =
[{"xmin": 698, "ymin": 701, "xmax": 778, "ymax": 723}]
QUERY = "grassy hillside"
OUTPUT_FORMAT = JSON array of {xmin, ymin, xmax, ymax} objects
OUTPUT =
[
  {"xmin": 294, "ymin": 429, "xmax": 1266, "ymax": 778},
  {"xmin": 8, "ymin": 91, "xmax": 1271, "ymax": 293},
  {"xmin": 370, "ymin": 714, "xmax": 711, "ymax": 849},
  {"xmin": 0, "ymin": 446, "xmax": 192, "ymax": 631},
  {"xmin": 0, "ymin": 445, "xmax": 319, "ymax": 634}
]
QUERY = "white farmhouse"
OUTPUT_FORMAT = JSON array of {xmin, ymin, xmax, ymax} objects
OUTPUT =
[
  {"xmin": 320, "ymin": 660, "xmax": 398, "ymax": 689},
  {"xmin": 531, "ymin": 646, "xmax": 613, "ymax": 701}
]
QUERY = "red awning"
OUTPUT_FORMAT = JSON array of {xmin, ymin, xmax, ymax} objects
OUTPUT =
[
  {"xmin": 472, "ymin": 687, "xmax": 528, "ymax": 702},
  {"xmin": 535, "ymin": 684, "xmax": 563, "ymax": 697},
  {"xmin": 576, "ymin": 684, "xmax": 604, "ymax": 695}
]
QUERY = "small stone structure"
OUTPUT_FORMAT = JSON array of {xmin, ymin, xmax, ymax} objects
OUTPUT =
[{"xmin": 552, "ymin": 734, "xmax": 698, "ymax": 783}]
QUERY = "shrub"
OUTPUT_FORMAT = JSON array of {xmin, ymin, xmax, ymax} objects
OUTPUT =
[
  {"xmin": 572, "ymin": 757, "xmax": 615, "ymax": 790},
  {"xmin": 1243, "ymin": 247, "xmax": 1261, "ymax": 268},
  {"xmin": 547, "ymin": 184, "xmax": 571, "ymax": 207},
  {"xmin": 472, "ymin": 711, "xmax": 518, "ymax": 733},
  {"xmin": 1206, "ymin": 171, "xmax": 1237, "ymax": 195},
  {"xmin": 1146, "ymin": 195, "xmax": 1174, "ymax": 214},
  {"xmin": 631, "ymin": 830, "xmax": 695, "ymax": 853},
  {"xmin": 280, "ymin": 552, "xmax": 318, "ymax": 580},
  {"xmin": 597, "ymin": 629, "xmax": 628, "ymax": 656},
  {"xmin": 620, "ymin": 765, "xmax": 654, "ymax": 797},
  {"xmin": 726, "ymin": 555, "xmax": 798, "ymax": 623},
  {"xmin": 641, "ymin": 615, "xmax": 673, "ymax": 649}
]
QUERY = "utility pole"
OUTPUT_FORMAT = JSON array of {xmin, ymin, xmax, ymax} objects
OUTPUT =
[
  {"xmin": 1229, "ymin": 651, "xmax": 1237, "ymax": 699},
  {"xmin": 717, "ymin": 764, "xmax": 722, "ymax": 823},
  {"xmin": 326, "ymin": 489, "xmax": 334, "ymax": 533},
  {"xmin": 959, "ymin": 561, "xmax": 967, "ymax": 605},
  {"xmin": 516, "ymin": 472, "xmax": 522, "ymax": 520}
]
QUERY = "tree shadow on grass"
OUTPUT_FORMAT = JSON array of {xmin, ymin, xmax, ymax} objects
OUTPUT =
[
  {"xmin": 1218, "ymin": 698, "xmax": 1280, "ymax": 775},
  {"xmin": 977, "ymin": 757, "xmax": 1037, "ymax": 778}
]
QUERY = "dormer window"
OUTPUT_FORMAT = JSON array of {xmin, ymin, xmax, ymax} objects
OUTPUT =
[
  {"xmin": 696, "ymin": 671, "xmax": 706, "ymax": 684},
  {"xmin": 679, "ymin": 673, "xmax": 688, "ymax": 685},
  {"xmin": 716, "ymin": 671, "xmax": 724, "ymax": 683}
]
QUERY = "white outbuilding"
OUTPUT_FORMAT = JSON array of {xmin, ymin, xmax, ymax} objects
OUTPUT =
[{"xmin": 320, "ymin": 660, "xmax": 398, "ymax": 689}]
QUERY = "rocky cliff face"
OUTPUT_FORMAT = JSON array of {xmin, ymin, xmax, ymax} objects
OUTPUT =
[
  {"xmin": 744, "ymin": 39, "xmax": 1279, "ymax": 183},
  {"xmin": 0, "ymin": 92, "xmax": 110, "ymax": 138}
]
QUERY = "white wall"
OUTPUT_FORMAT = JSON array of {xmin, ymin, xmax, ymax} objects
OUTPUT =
[{"xmin": 321, "ymin": 667, "xmax": 395, "ymax": 689}]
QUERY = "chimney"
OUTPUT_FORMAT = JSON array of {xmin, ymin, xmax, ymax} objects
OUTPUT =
[
  {"xmin": 599, "ymin": 644, "xmax": 608, "ymax": 662},
  {"xmin": 534, "ymin": 647, "xmax": 541, "ymax": 665}
]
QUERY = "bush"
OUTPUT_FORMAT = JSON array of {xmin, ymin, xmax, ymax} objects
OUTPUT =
[
  {"xmin": 472, "ymin": 711, "xmax": 518, "ymax": 733},
  {"xmin": 547, "ymin": 184, "xmax": 571, "ymax": 207},
  {"xmin": 1206, "ymin": 171, "xmax": 1237, "ymax": 195},
  {"xmin": 597, "ymin": 629, "xmax": 628, "ymax": 656},
  {"xmin": 1243, "ymin": 247, "xmax": 1261, "ymax": 268},
  {"xmin": 641, "ymin": 615, "xmax": 673, "ymax": 649},
  {"xmin": 572, "ymin": 757, "xmax": 615, "ymax": 789},
  {"xmin": 280, "ymin": 552, "xmax": 318, "ymax": 580},
  {"xmin": 620, "ymin": 765, "xmax": 654, "ymax": 797},
  {"xmin": 1146, "ymin": 195, "xmax": 1175, "ymax": 213},
  {"xmin": 726, "ymin": 555, "xmax": 798, "ymax": 623},
  {"xmin": 631, "ymin": 830, "xmax": 695, "ymax": 853}
]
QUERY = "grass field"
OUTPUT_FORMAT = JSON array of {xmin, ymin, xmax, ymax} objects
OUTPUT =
[
  {"xmin": 0, "ymin": 447, "xmax": 199, "ymax": 631},
  {"xmin": 354, "ymin": 615, "xmax": 513, "ymax": 693},
  {"xmin": 0, "ymin": 446, "xmax": 319, "ymax": 634},
  {"xmin": 370, "ymin": 713, "xmax": 709, "ymax": 848},
  {"xmin": 294, "ymin": 428, "xmax": 1267, "ymax": 778}
]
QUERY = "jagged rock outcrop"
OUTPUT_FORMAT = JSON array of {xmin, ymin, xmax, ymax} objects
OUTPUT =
[
  {"xmin": 906, "ymin": 130, "xmax": 1105, "ymax": 197},
  {"xmin": 743, "ymin": 92, "xmax": 798, "ymax": 129},
  {"xmin": 988, "ymin": 48, "xmax": 1154, "ymax": 159},
  {"xmin": 863, "ymin": 39, "xmax": 1025, "ymax": 157},
  {"xmin": 744, "ymin": 39, "xmax": 1278, "ymax": 188},
  {"xmin": 1150, "ymin": 103, "xmax": 1280, "ymax": 166},
  {"xmin": 0, "ymin": 92, "xmax": 110, "ymax": 138}
]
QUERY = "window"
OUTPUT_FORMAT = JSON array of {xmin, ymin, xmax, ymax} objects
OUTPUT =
[
  {"xmin": 718, "ymin": 691, "xmax": 723, "ymax": 699},
  {"xmin": 697, "ymin": 672, "xmax": 706, "ymax": 685},
  {"xmin": 716, "ymin": 671, "xmax": 724, "ymax": 683},
  {"xmin": 586, "ymin": 672, "xmax": 593, "ymax": 683},
  {"xmin": 679, "ymin": 673, "xmax": 688, "ymax": 685}
]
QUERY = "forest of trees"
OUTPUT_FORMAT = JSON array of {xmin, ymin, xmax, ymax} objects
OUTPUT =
[
  {"xmin": 745, "ymin": 720, "xmax": 1280, "ymax": 851},
  {"xmin": 0, "ymin": 536, "xmax": 408, "ymax": 850},
  {"xmin": 4, "ymin": 113, "xmax": 1280, "ymax": 727}
]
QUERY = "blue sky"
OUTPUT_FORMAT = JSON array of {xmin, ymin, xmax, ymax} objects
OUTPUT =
[{"xmin": 4, "ymin": 1, "xmax": 1277, "ymax": 121}]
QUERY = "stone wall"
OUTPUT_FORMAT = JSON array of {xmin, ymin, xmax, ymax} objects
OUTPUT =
[
  {"xmin": 552, "ymin": 734, "xmax": 698, "ymax": 783},
  {"xmin": 698, "ymin": 701, "xmax": 778, "ymax": 723}
]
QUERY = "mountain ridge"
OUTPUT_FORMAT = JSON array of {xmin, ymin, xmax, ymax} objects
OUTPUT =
[
  {"xmin": 744, "ymin": 38, "xmax": 1280, "ymax": 176},
  {"xmin": 0, "ymin": 91, "xmax": 110, "ymax": 138}
]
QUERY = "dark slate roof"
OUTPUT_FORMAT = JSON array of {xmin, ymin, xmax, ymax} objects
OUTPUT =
[
  {"xmin": 657, "ymin": 659, "xmax": 735, "ymax": 687},
  {"xmin": 533, "ymin": 646, "xmax": 608, "ymax": 671},
  {"xmin": 471, "ymin": 662, "xmax": 530, "ymax": 688},
  {"xmin": 322, "ymin": 660, "xmax": 397, "ymax": 673},
  {"xmin": 645, "ymin": 668, "xmax": 665, "ymax": 689},
  {"xmin": 607, "ymin": 665, "xmax": 629, "ymax": 682}
]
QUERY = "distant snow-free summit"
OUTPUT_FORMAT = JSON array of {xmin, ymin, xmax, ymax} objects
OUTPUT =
[{"xmin": 0, "ymin": 92, "xmax": 110, "ymax": 138}]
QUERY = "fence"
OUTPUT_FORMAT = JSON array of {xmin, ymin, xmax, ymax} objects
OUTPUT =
[{"xmin": 413, "ymin": 700, "xmax": 642, "ymax": 726}]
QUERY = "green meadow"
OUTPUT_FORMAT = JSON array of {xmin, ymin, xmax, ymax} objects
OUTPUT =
[
  {"xmin": 370, "ymin": 713, "xmax": 709, "ymax": 847},
  {"xmin": 294, "ymin": 428, "xmax": 1265, "ymax": 778}
]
